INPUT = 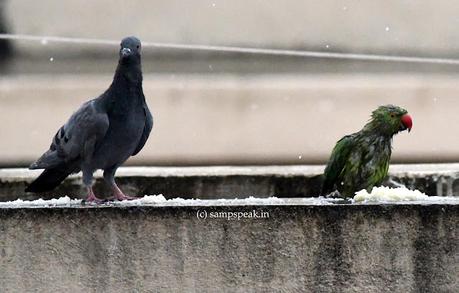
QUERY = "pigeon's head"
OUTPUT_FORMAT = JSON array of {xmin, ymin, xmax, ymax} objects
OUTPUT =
[{"xmin": 119, "ymin": 36, "xmax": 141, "ymax": 63}]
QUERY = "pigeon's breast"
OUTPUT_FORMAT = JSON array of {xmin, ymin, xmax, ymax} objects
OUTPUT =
[{"xmin": 91, "ymin": 106, "xmax": 145, "ymax": 169}]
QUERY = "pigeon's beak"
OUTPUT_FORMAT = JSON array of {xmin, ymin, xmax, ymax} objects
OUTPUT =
[
  {"xmin": 120, "ymin": 47, "xmax": 132, "ymax": 58},
  {"xmin": 400, "ymin": 114, "xmax": 413, "ymax": 133}
]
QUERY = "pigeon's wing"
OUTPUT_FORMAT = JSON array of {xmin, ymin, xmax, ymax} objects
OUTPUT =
[
  {"xmin": 321, "ymin": 134, "xmax": 356, "ymax": 195},
  {"xmin": 30, "ymin": 100, "xmax": 109, "ymax": 169},
  {"xmin": 132, "ymin": 102, "xmax": 153, "ymax": 156}
]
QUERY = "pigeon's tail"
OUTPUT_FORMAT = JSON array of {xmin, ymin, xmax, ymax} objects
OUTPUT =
[
  {"xmin": 29, "ymin": 150, "xmax": 62, "ymax": 170},
  {"xmin": 25, "ymin": 163, "xmax": 79, "ymax": 193}
]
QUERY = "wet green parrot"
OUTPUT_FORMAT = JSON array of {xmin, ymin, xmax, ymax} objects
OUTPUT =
[{"xmin": 321, "ymin": 104, "xmax": 413, "ymax": 198}]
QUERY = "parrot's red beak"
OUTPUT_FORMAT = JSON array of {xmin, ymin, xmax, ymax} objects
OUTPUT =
[{"xmin": 400, "ymin": 114, "xmax": 413, "ymax": 132}]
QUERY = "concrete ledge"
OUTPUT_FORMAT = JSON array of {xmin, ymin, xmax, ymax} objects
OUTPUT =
[
  {"xmin": 0, "ymin": 199, "xmax": 457, "ymax": 292},
  {"xmin": 1, "ymin": 164, "xmax": 459, "ymax": 201}
]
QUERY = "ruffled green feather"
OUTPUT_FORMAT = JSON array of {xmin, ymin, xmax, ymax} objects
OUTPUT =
[{"xmin": 322, "ymin": 105, "xmax": 409, "ymax": 198}]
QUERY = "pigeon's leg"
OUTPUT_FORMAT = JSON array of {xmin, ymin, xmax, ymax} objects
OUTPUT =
[
  {"xmin": 104, "ymin": 167, "xmax": 138, "ymax": 201},
  {"xmin": 83, "ymin": 170, "xmax": 103, "ymax": 203}
]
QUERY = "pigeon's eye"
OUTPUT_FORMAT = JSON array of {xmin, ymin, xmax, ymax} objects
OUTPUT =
[{"xmin": 136, "ymin": 45, "xmax": 140, "ymax": 49}]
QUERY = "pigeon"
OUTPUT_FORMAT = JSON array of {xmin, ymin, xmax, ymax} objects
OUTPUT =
[{"xmin": 25, "ymin": 36, "xmax": 153, "ymax": 202}]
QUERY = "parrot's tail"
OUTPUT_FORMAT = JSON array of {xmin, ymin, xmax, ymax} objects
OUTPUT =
[
  {"xmin": 320, "ymin": 181, "xmax": 333, "ymax": 197},
  {"xmin": 25, "ymin": 163, "xmax": 79, "ymax": 193}
]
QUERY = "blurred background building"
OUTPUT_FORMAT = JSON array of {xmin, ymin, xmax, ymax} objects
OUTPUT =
[{"xmin": 0, "ymin": 0, "xmax": 458, "ymax": 166}]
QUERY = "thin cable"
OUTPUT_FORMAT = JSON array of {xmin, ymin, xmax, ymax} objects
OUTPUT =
[
  {"xmin": 1, "ymin": 33, "xmax": 459, "ymax": 65},
  {"xmin": 0, "ymin": 34, "xmax": 119, "ymax": 46}
]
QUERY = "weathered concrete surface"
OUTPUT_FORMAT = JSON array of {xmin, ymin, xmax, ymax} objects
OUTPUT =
[
  {"xmin": 1, "ymin": 164, "xmax": 459, "ymax": 201},
  {"xmin": 0, "ymin": 74, "xmax": 455, "ymax": 166},
  {"xmin": 0, "ymin": 202, "xmax": 457, "ymax": 292}
]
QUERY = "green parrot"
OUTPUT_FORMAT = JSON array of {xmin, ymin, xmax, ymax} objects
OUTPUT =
[{"xmin": 321, "ymin": 104, "xmax": 413, "ymax": 198}]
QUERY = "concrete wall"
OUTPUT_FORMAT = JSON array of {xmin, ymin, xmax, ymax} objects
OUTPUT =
[
  {"xmin": 0, "ymin": 74, "xmax": 455, "ymax": 166},
  {"xmin": 5, "ymin": 1, "xmax": 459, "ymax": 55},
  {"xmin": 0, "ymin": 201, "xmax": 457, "ymax": 292},
  {"xmin": 1, "ymin": 164, "xmax": 459, "ymax": 201}
]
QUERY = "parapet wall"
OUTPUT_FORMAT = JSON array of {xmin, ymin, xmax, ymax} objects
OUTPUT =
[
  {"xmin": 0, "ymin": 200, "xmax": 457, "ymax": 292},
  {"xmin": 1, "ymin": 164, "xmax": 459, "ymax": 201}
]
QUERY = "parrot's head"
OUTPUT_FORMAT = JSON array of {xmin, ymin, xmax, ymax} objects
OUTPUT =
[{"xmin": 367, "ymin": 104, "xmax": 413, "ymax": 136}]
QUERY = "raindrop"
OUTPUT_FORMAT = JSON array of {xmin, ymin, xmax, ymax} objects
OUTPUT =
[
  {"xmin": 41, "ymin": 39, "xmax": 48, "ymax": 45},
  {"xmin": 49, "ymin": 57, "xmax": 54, "ymax": 62},
  {"xmin": 343, "ymin": 6, "xmax": 347, "ymax": 11},
  {"xmin": 212, "ymin": 3, "xmax": 216, "ymax": 7},
  {"xmin": 325, "ymin": 44, "xmax": 330, "ymax": 49},
  {"xmin": 298, "ymin": 155, "xmax": 302, "ymax": 160},
  {"xmin": 385, "ymin": 26, "xmax": 390, "ymax": 32},
  {"xmin": 208, "ymin": 64, "xmax": 213, "ymax": 70}
]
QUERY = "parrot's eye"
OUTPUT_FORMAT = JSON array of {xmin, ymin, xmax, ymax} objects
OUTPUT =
[{"xmin": 390, "ymin": 113, "xmax": 395, "ymax": 118}]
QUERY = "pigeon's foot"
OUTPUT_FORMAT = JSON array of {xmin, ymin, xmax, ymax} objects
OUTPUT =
[
  {"xmin": 83, "ymin": 198, "xmax": 105, "ymax": 204},
  {"xmin": 109, "ymin": 194, "xmax": 139, "ymax": 201},
  {"xmin": 83, "ymin": 188, "xmax": 105, "ymax": 204},
  {"xmin": 108, "ymin": 184, "xmax": 139, "ymax": 201}
]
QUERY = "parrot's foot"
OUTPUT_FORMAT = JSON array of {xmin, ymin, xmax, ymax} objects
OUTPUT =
[
  {"xmin": 325, "ymin": 190, "xmax": 343, "ymax": 199},
  {"xmin": 108, "ymin": 184, "xmax": 139, "ymax": 201},
  {"xmin": 386, "ymin": 179, "xmax": 407, "ymax": 189}
]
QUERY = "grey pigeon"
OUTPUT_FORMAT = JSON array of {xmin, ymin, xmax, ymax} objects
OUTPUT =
[{"xmin": 25, "ymin": 36, "xmax": 153, "ymax": 202}]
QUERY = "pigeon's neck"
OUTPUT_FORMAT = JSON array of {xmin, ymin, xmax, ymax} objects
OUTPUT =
[
  {"xmin": 104, "ymin": 63, "xmax": 144, "ymax": 112},
  {"xmin": 109, "ymin": 63, "xmax": 144, "ymax": 97},
  {"xmin": 112, "ymin": 62, "xmax": 143, "ymax": 86}
]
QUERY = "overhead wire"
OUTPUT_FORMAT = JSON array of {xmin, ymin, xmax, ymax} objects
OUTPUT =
[{"xmin": 1, "ymin": 33, "xmax": 459, "ymax": 65}]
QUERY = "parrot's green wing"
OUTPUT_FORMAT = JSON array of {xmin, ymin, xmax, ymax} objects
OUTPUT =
[{"xmin": 321, "ymin": 134, "xmax": 356, "ymax": 195}]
